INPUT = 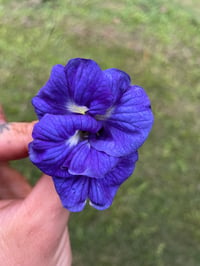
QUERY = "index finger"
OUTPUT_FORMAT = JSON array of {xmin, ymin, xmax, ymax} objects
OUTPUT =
[{"xmin": 0, "ymin": 122, "xmax": 36, "ymax": 161}]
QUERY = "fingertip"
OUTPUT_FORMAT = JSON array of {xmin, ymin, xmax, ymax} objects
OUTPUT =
[
  {"xmin": 0, "ymin": 121, "xmax": 37, "ymax": 160},
  {"xmin": 25, "ymin": 175, "xmax": 70, "ymax": 224}
]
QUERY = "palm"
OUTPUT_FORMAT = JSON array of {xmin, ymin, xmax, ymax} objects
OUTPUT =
[{"xmin": 0, "ymin": 164, "xmax": 71, "ymax": 266}]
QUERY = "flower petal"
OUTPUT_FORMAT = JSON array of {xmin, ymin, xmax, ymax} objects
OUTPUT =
[
  {"xmin": 53, "ymin": 175, "xmax": 89, "ymax": 212},
  {"xmin": 91, "ymin": 85, "xmax": 154, "ymax": 156},
  {"xmin": 67, "ymin": 141, "xmax": 119, "ymax": 178},
  {"xmin": 103, "ymin": 68, "xmax": 131, "ymax": 104},
  {"xmin": 89, "ymin": 152, "xmax": 138, "ymax": 210},
  {"xmin": 29, "ymin": 142, "xmax": 71, "ymax": 177},
  {"xmin": 64, "ymin": 58, "xmax": 113, "ymax": 115},
  {"xmin": 29, "ymin": 114, "xmax": 101, "ymax": 177},
  {"xmin": 105, "ymin": 152, "xmax": 138, "ymax": 186},
  {"xmin": 32, "ymin": 65, "xmax": 70, "ymax": 118}
]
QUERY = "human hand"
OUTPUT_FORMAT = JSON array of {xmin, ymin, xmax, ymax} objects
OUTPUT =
[{"xmin": 0, "ymin": 106, "xmax": 72, "ymax": 266}]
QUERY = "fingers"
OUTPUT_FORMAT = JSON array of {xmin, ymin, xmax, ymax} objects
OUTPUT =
[
  {"xmin": 0, "ymin": 121, "xmax": 36, "ymax": 160},
  {"xmin": 0, "ymin": 104, "xmax": 36, "ymax": 160},
  {"xmin": 24, "ymin": 175, "xmax": 70, "ymax": 227},
  {"xmin": 0, "ymin": 199, "xmax": 22, "ymax": 209},
  {"xmin": 0, "ymin": 105, "xmax": 33, "ymax": 199},
  {"xmin": 0, "ymin": 162, "xmax": 32, "ymax": 200}
]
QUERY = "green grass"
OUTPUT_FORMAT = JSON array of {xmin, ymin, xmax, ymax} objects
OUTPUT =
[{"xmin": 0, "ymin": 0, "xmax": 200, "ymax": 265}]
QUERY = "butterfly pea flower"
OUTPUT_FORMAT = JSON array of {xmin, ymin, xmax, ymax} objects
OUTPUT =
[{"xmin": 29, "ymin": 58, "xmax": 154, "ymax": 212}]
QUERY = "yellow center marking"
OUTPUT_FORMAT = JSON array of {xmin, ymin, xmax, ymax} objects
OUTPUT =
[{"xmin": 67, "ymin": 103, "xmax": 89, "ymax": 114}]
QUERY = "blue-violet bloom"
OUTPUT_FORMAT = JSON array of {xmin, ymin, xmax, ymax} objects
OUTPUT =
[{"xmin": 29, "ymin": 58, "xmax": 154, "ymax": 212}]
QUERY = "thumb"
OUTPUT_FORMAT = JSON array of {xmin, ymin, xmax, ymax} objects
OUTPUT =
[
  {"xmin": 24, "ymin": 175, "xmax": 69, "ymax": 228},
  {"xmin": 0, "ymin": 121, "xmax": 36, "ymax": 160}
]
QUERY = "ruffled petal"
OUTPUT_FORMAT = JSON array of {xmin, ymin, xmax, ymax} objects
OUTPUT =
[
  {"xmin": 29, "ymin": 114, "xmax": 101, "ymax": 177},
  {"xmin": 29, "ymin": 142, "xmax": 71, "ymax": 177},
  {"xmin": 91, "ymin": 85, "xmax": 154, "ymax": 156},
  {"xmin": 53, "ymin": 176, "xmax": 89, "ymax": 212},
  {"xmin": 32, "ymin": 65, "xmax": 70, "ymax": 118},
  {"xmin": 64, "ymin": 58, "xmax": 113, "ymax": 115},
  {"xmin": 105, "ymin": 152, "xmax": 138, "ymax": 186},
  {"xmin": 103, "ymin": 68, "xmax": 131, "ymax": 104},
  {"xmin": 67, "ymin": 141, "xmax": 119, "ymax": 178},
  {"xmin": 89, "ymin": 152, "xmax": 138, "ymax": 210}
]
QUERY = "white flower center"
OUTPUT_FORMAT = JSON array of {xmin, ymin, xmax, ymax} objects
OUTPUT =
[
  {"xmin": 67, "ymin": 102, "xmax": 89, "ymax": 115},
  {"xmin": 67, "ymin": 130, "xmax": 80, "ymax": 147},
  {"xmin": 95, "ymin": 107, "xmax": 114, "ymax": 120}
]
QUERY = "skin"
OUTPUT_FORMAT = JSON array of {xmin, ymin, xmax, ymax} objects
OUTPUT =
[{"xmin": 0, "ymin": 105, "xmax": 72, "ymax": 266}]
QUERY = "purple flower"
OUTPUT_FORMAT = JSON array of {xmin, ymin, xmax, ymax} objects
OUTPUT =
[{"xmin": 29, "ymin": 58, "xmax": 153, "ymax": 212}]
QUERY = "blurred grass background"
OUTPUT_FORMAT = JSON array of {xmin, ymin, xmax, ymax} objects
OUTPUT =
[{"xmin": 0, "ymin": 0, "xmax": 200, "ymax": 265}]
